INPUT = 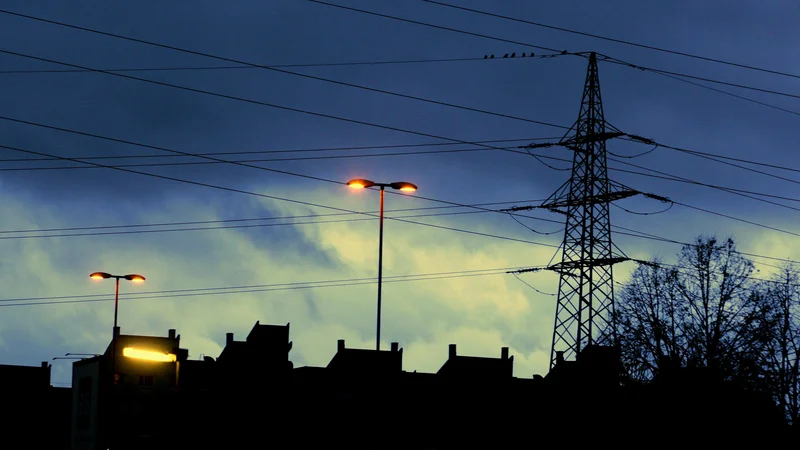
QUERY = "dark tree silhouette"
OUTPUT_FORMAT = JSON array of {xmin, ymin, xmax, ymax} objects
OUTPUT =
[
  {"xmin": 613, "ymin": 235, "xmax": 800, "ymax": 427},
  {"xmin": 759, "ymin": 264, "xmax": 800, "ymax": 424},
  {"xmin": 614, "ymin": 259, "xmax": 685, "ymax": 381},
  {"xmin": 615, "ymin": 236, "xmax": 763, "ymax": 382}
]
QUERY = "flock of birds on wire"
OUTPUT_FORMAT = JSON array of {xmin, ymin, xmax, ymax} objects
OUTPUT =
[
  {"xmin": 484, "ymin": 50, "xmax": 571, "ymax": 59},
  {"xmin": 484, "ymin": 52, "xmax": 533, "ymax": 58}
]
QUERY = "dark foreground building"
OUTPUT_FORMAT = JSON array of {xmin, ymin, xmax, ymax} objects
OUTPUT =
[
  {"xmin": 67, "ymin": 321, "xmax": 790, "ymax": 449},
  {"xmin": 2, "ymin": 361, "xmax": 71, "ymax": 449}
]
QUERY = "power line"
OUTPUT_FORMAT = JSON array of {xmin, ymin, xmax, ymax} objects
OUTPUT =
[
  {"xmin": 0, "ymin": 17, "xmax": 572, "ymax": 131},
  {"xmin": 608, "ymin": 155, "xmax": 800, "ymax": 209},
  {"xmin": 0, "ymin": 47, "xmax": 572, "ymax": 187},
  {"xmin": 608, "ymin": 164, "xmax": 800, "ymax": 239},
  {"xmin": 3, "ymin": 123, "xmax": 797, "ymax": 248},
  {"xmin": 612, "ymin": 226, "xmax": 792, "ymax": 270},
  {"xmin": 311, "ymin": 1, "xmax": 800, "ymax": 121},
  {"xmin": 0, "ymin": 56, "xmax": 512, "ymax": 75},
  {"xmin": 4, "ymin": 235, "xmax": 794, "ymax": 308},
  {"xmin": 306, "ymin": 1, "xmax": 569, "ymax": 54},
  {"xmin": 0, "ymin": 211, "xmax": 481, "ymax": 240},
  {"xmin": 671, "ymin": 199, "xmax": 800, "ymax": 239},
  {"xmin": 0, "ymin": 143, "xmax": 549, "ymax": 172},
  {"xmin": 4, "ymin": 128, "xmax": 798, "ymax": 217},
  {"xmin": 0, "ymin": 209, "xmax": 555, "ymax": 241},
  {"xmin": 2, "ymin": 9, "xmax": 798, "ymax": 322},
  {"xmin": 4, "ymin": 107, "xmax": 796, "ymax": 215},
  {"xmin": 639, "ymin": 66, "xmax": 800, "ymax": 118},
  {"xmin": 0, "ymin": 136, "xmax": 795, "ymax": 274},
  {"xmin": 293, "ymin": 4, "xmax": 800, "ymax": 180},
  {"xmin": 0, "ymin": 265, "xmax": 547, "ymax": 307},
  {"xmin": 598, "ymin": 54, "xmax": 800, "ymax": 100},
  {"xmin": 0, "ymin": 177, "xmax": 795, "ymax": 272},
  {"xmin": 6, "ymin": 104, "xmax": 800, "ymax": 253},
  {"xmin": 0, "ymin": 137, "xmax": 556, "ymax": 163},
  {"xmin": 6, "ymin": 10, "xmax": 799, "ymax": 186},
  {"xmin": 0, "ymin": 138, "xmax": 562, "ymax": 248},
  {"xmin": 652, "ymin": 141, "xmax": 800, "ymax": 177},
  {"xmin": 516, "ymin": 137, "xmax": 800, "ymax": 233},
  {"xmin": 310, "ymin": 1, "xmax": 800, "ymax": 103},
  {"xmin": 2, "ymin": 11, "xmax": 798, "ymax": 255},
  {"xmin": 422, "ymin": 0, "xmax": 800, "ymax": 81},
  {"xmin": 0, "ymin": 199, "xmax": 546, "ymax": 235},
  {"xmin": 640, "ymin": 259, "xmax": 800, "ymax": 289},
  {"xmin": 1, "ymin": 266, "xmax": 536, "ymax": 302},
  {"xmin": 0, "ymin": 109, "xmax": 574, "ymax": 232}
]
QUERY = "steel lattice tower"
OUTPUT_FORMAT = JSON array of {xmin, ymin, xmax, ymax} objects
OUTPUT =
[{"xmin": 543, "ymin": 52, "xmax": 627, "ymax": 370}]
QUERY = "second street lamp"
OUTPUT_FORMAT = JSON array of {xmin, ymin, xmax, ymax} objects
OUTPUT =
[
  {"xmin": 347, "ymin": 179, "xmax": 418, "ymax": 351},
  {"xmin": 89, "ymin": 271, "xmax": 145, "ymax": 450},
  {"xmin": 90, "ymin": 272, "xmax": 146, "ymax": 340},
  {"xmin": 90, "ymin": 272, "xmax": 145, "ymax": 383}
]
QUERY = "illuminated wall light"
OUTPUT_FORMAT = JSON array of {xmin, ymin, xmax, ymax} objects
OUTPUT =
[{"xmin": 122, "ymin": 347, "xmax": 177, "ymax": 362}]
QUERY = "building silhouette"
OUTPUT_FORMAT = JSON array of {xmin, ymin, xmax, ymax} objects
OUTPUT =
[
  {"xmin": 2, "ymin": 361, "xmax": 71, "ymax": 449},
  {"xmin": 71, "ymin": 327, "xmax": 183, "ymax": 450},
  {"xmin": 54, "ymin": 320, "xmax": 793, "ymax": 448}
]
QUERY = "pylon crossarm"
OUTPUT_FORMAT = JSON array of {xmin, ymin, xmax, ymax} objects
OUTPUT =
[
  {"xmin": 541, "ymin": 189, "xmax": 640, "ymax": 210},
  {"xmin": 507, "ymin": 267, "xmax": 544, "ymax": 275},
  {"xmin": 545, "ymin": 207, "xmax": 569, "ymax": 216},
  {"xmin": 520, "ymin": 142, "xmax": 557, "ymax": 150},
  {"xmin": 623, "ymin": 134, "xmax": 656, "ymax": 145},
  {"xmin": 548, "ymin": 256, "xmax": 629, "ymax": 272},
  {"xmin": 498, "ymin": 205, "xmax": 538, "ymax": 212},
  {"xmin": 568, "ymin": 131, "xmax": 625, "ymax": 145}
]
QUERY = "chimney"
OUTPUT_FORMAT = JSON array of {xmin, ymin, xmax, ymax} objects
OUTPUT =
[
  {"xmin": 41, "ymin": 361, "xmax": 48, "ymax": 368},
  {"xmin": 501, "ymin": 347, "xmax": 509, "ymax": 360},
  {"xmin": 391, "ymin": 342, "xmax": 399, "ymax": 352},
  {"xmin": 556, "ymin": 351, "xmax": 565, "ymax": 365},
  {"xmin": 449, "ymin": 344, "xmax": 457, "ymax": 359},
  {"xmin": 226, "ymin": 333, "xmax": 234, "ymax": 345},
  {"xmin": 168, "ymin": 329, "xmax": 176, "ymax": 339},
  {"xmin": 337, "ymin": 339, "xmax": 345, "ymax": 352}
]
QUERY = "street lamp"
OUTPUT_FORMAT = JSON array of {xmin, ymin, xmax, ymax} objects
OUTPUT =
[
  {"xmin": 90, "ymin": 272, "xmax": 145, "ymax": 382},
  {"xmin": 90, "ymin": 272, "xmax": 145, "ymax": 339},
  {"xmin": 347, "ymin": 179, "xmax": 418, "ymax": 351},
  {"xmin": 90, "ymin": 271, "xmax": 144, "ymax": 450}
]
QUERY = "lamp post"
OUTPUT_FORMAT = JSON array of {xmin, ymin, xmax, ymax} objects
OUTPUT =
[
  {"xmin": 89, "ymin": 271, "xmax": 144, "ymax": 450},
  {"xmin": 89, "ymin": 271, "xmax": 145, "ymax": 377},
  {"xmin": 347, "ymin": 179, "xmax": 418, "ymax": 351},
  {"xmin": 90, "ymin": 272, "xmax": 145, "ymax": 341}
]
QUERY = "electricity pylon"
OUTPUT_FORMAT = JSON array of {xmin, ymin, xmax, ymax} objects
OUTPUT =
[{"xmin": 541, "ymin": 52, "xmax": 629, "ymax": 370}]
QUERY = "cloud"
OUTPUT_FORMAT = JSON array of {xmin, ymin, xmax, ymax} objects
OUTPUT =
[{"xmin": 0, "ymin": 182, "xmax": 562, "ymax": 382}]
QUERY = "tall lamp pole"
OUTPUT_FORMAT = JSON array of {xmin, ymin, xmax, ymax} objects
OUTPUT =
[
  {"xmin": 90, "ymin": 272, "xmax": 146, "ymax": 342},
  {"xmin": 89, "ymin": 271, "xmax": 145, "ymax": 449},
  {"xmin": 347, "ymin": 179, "xmax": 417, "ymax": 351}
]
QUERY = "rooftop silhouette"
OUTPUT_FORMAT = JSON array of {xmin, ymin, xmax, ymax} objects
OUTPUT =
[{"xmin": 52, "ymin": 319, "xmax": 791, "ymax": 449}]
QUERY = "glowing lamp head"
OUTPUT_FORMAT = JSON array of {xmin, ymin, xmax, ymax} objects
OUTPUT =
[
  {"xmin": 90, "ymin": 272, "xmax": 112, "ymax": 280},
  {"xmin": 391, "ymin": 182, "xmax": 418, "ymax": 192},
  {"xmin": 347, "ymin": 179, "xmax": 375, "ymax": 189},
  {"xmin": 122, "ymin": 347, "xmax": 176, "ymax": 362},
  {"xmin": 125, "ymin": 274, "xmax": 146, "ymax": 283}
]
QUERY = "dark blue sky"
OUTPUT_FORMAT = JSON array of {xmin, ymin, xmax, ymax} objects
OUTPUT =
[{"xmin": 0, "ymin": 0, "xmax": 797, "ymax": 384}]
